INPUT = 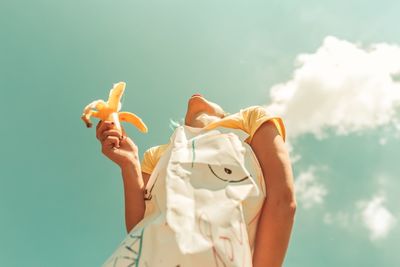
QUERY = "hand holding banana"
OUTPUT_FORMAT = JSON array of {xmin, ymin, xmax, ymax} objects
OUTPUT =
[{"xmin": 81, "ymin": 82, "xmax": 148, "ymax": 168}]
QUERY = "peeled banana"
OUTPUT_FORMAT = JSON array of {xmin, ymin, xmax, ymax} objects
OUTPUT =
[{"xmin": 81, "ymin": 82, "xmax": 148, "ymax": 133}]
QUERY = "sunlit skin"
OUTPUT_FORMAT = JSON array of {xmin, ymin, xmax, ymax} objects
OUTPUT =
[
  {"xmin": 184, "ymin": 94, "xmax": 226, "ymax": 128},
  {"xmin": 96, "ymin": 94, "xmax": 296, "ymax": 267}
]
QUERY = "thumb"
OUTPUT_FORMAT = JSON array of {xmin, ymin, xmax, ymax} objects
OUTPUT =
[
  {"xmin": 120, "ymin": 125, "xmax": 127, "ymax": 138},
  {"xmin": 119, "ymin": 126, "xmax": 130, "ymax": 143}
]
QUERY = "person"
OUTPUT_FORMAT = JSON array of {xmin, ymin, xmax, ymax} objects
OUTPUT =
[{"xmin": 96, "ymin": 94, "xmax": 296, "ymax": 267}]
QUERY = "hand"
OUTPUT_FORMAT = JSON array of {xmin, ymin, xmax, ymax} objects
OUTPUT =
[{"xmin": 96, "ymin": 120, "xmax": 140, "ymax": 169}]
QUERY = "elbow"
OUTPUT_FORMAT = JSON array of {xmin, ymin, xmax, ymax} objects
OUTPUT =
[
  {"xmin": 288, "ymin": 199, "xmax": 297, "ymax": 216},
  {"xmin": 281, "ymin": 198, "xmax": 297, "ymax": 218},
  {"xmin": 286, "ymin": 191, "xmax": 297, "ymax": 214},
  {"xmin": 266, "ymin": 191, "xmax": 297, "ymax": 217}
]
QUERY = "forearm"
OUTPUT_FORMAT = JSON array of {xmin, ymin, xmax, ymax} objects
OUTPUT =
[
  {"xmin": 252, "ymin": 196, "xmax": 296, "ymax": 267},
  {"xmin": 120, "ymin": 162, "xmax": 146, "ymax": 233}
]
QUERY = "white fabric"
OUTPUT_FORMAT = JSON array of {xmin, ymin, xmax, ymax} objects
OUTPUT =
[{"xmin": 103, "ymin": 125, "xmax": 266, "ymax": 267}]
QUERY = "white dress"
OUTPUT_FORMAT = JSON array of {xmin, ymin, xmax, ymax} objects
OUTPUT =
[{"xmin": 103, "ymin": 125, "xmax": 266, "ymax": 267}]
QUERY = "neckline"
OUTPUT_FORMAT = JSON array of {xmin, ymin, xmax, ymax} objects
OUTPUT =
[
  {"xmin": 183, "ymin": 115, "xmax": 230, "ymax": 132},
  {"xmin": 182, "ymin": 124, "xmax": 206, "ymax": 132}
]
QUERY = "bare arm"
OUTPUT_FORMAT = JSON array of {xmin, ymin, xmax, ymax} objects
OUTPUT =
[
  {"xmin": 119, "ymin": 163, "xmax": 151, "ymax": 233},
  {"xmin": 96, "ymin": 120, "xmax": 151, "ymax": 233},
  {"xmin": 250, "ymin": 120, "xmax": 297, "ymax": 267}
]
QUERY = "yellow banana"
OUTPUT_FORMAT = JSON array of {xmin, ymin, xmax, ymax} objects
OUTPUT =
[{"xmin": 81, "ymin": 82, "xmax": 148, "ymax": 133}]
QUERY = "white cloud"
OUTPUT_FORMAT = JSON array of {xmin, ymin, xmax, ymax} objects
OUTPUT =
[
  {"xmin": 323, "ymin": 188, "xmax": 398, "ymax": 242},
  {"xmin": 265, "ymin": 36, "xmax": 400, "ymax": 139},
  {"xmin": 357, "ymin": 194, "xmax": 397, "ymax": 240},
  {"xmin": 295, "ymin": 166, "xmax": 327, "ymax": 209}
]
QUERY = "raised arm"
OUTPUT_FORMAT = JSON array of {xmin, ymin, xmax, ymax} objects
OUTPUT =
[
  {"xmin": 119, "ymin": 166, "xmax": 151, "ymax": 233},
  {"xmin": 119, "ymin": 162, "xmax": 149, "ymax": 233},
  {"xmin": 96, "ymin": 120, "xmax": 151, "ymax": 233},
  {"xmin": 250, "ymin": 120, "xmax": 297, "ymax": 267}
]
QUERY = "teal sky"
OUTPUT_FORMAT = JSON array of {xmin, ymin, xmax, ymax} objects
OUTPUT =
[{"xmin": 1, "ymin": 1, "xmax": 399, "ymax": 266}]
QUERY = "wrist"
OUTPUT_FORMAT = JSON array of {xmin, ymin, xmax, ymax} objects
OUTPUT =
[
  {"xmin": 119, "ymin": 161, "xmax": 141, "ymax": 173},
  {"xmin": 119, "ymin": 160, "xmax": 140, "ymax": 171},
  {"xmin": 120, "ymin": 161, "xmax": 145, "ymax": 188}
]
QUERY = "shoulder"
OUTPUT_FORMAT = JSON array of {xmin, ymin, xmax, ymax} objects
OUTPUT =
[
  {"xmin": 144, "ymin": 143, "xmax": 169, "ymax": 154},
  {"xmin": 238, "ymin": 105, "xmax": 271, "ymax": 117},
  {"xmin": 141, "ymin": 143, "xmax": 170, "ymax": 174},
  {"xmin": 143, "ymin": 143, "xmax": 170, "ymax": 161},
  {"xmin": 238, "ymin": 105, "xmax": 286, "ymax": 143}
]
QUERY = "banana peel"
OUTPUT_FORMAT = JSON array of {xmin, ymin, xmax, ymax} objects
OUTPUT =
[{"xmin": 81, "ymin": 82, "xmax": 148, "ymax": 133}]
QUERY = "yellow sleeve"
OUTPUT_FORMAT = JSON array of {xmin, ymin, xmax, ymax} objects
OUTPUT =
[
  {"xmin": 240, "ymin": 106, "xmax": 286, "ymax": 143},
  {"xmin": 140, "ymin": 143, "xmax": 169, "ymax": 174}
]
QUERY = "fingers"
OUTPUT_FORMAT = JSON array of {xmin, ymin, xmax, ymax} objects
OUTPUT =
[
  {"xmin": 100, "ymin": 129, "xmax": 123, "ymax": 143},
  {"xmin": 120, "ymin": 126, "xmax": 128, "ymax": 141},
  {"xmin": 96, "ymin": 120, "xmax": 113, "ymax": 140},
  {"xmin": 96, "ymin": 121, "xmax": 131, "ymax": 152},
  {"xmin": 96, "ymin": 120, "xmax": 102, "ymax": 130},
  {"xmin": 102, "ymin": 136, "xmax": 120, "ymax": 149}
]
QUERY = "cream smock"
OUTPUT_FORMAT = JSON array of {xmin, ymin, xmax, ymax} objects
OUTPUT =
[{"xmin": 103, "ymin": 106, "xmax": 286, "ymax": 267}]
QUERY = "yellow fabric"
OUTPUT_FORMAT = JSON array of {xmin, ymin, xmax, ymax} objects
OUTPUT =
[{"xmin": 141, "ymin": 105, "xmax": 286, "ymax": 174}]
